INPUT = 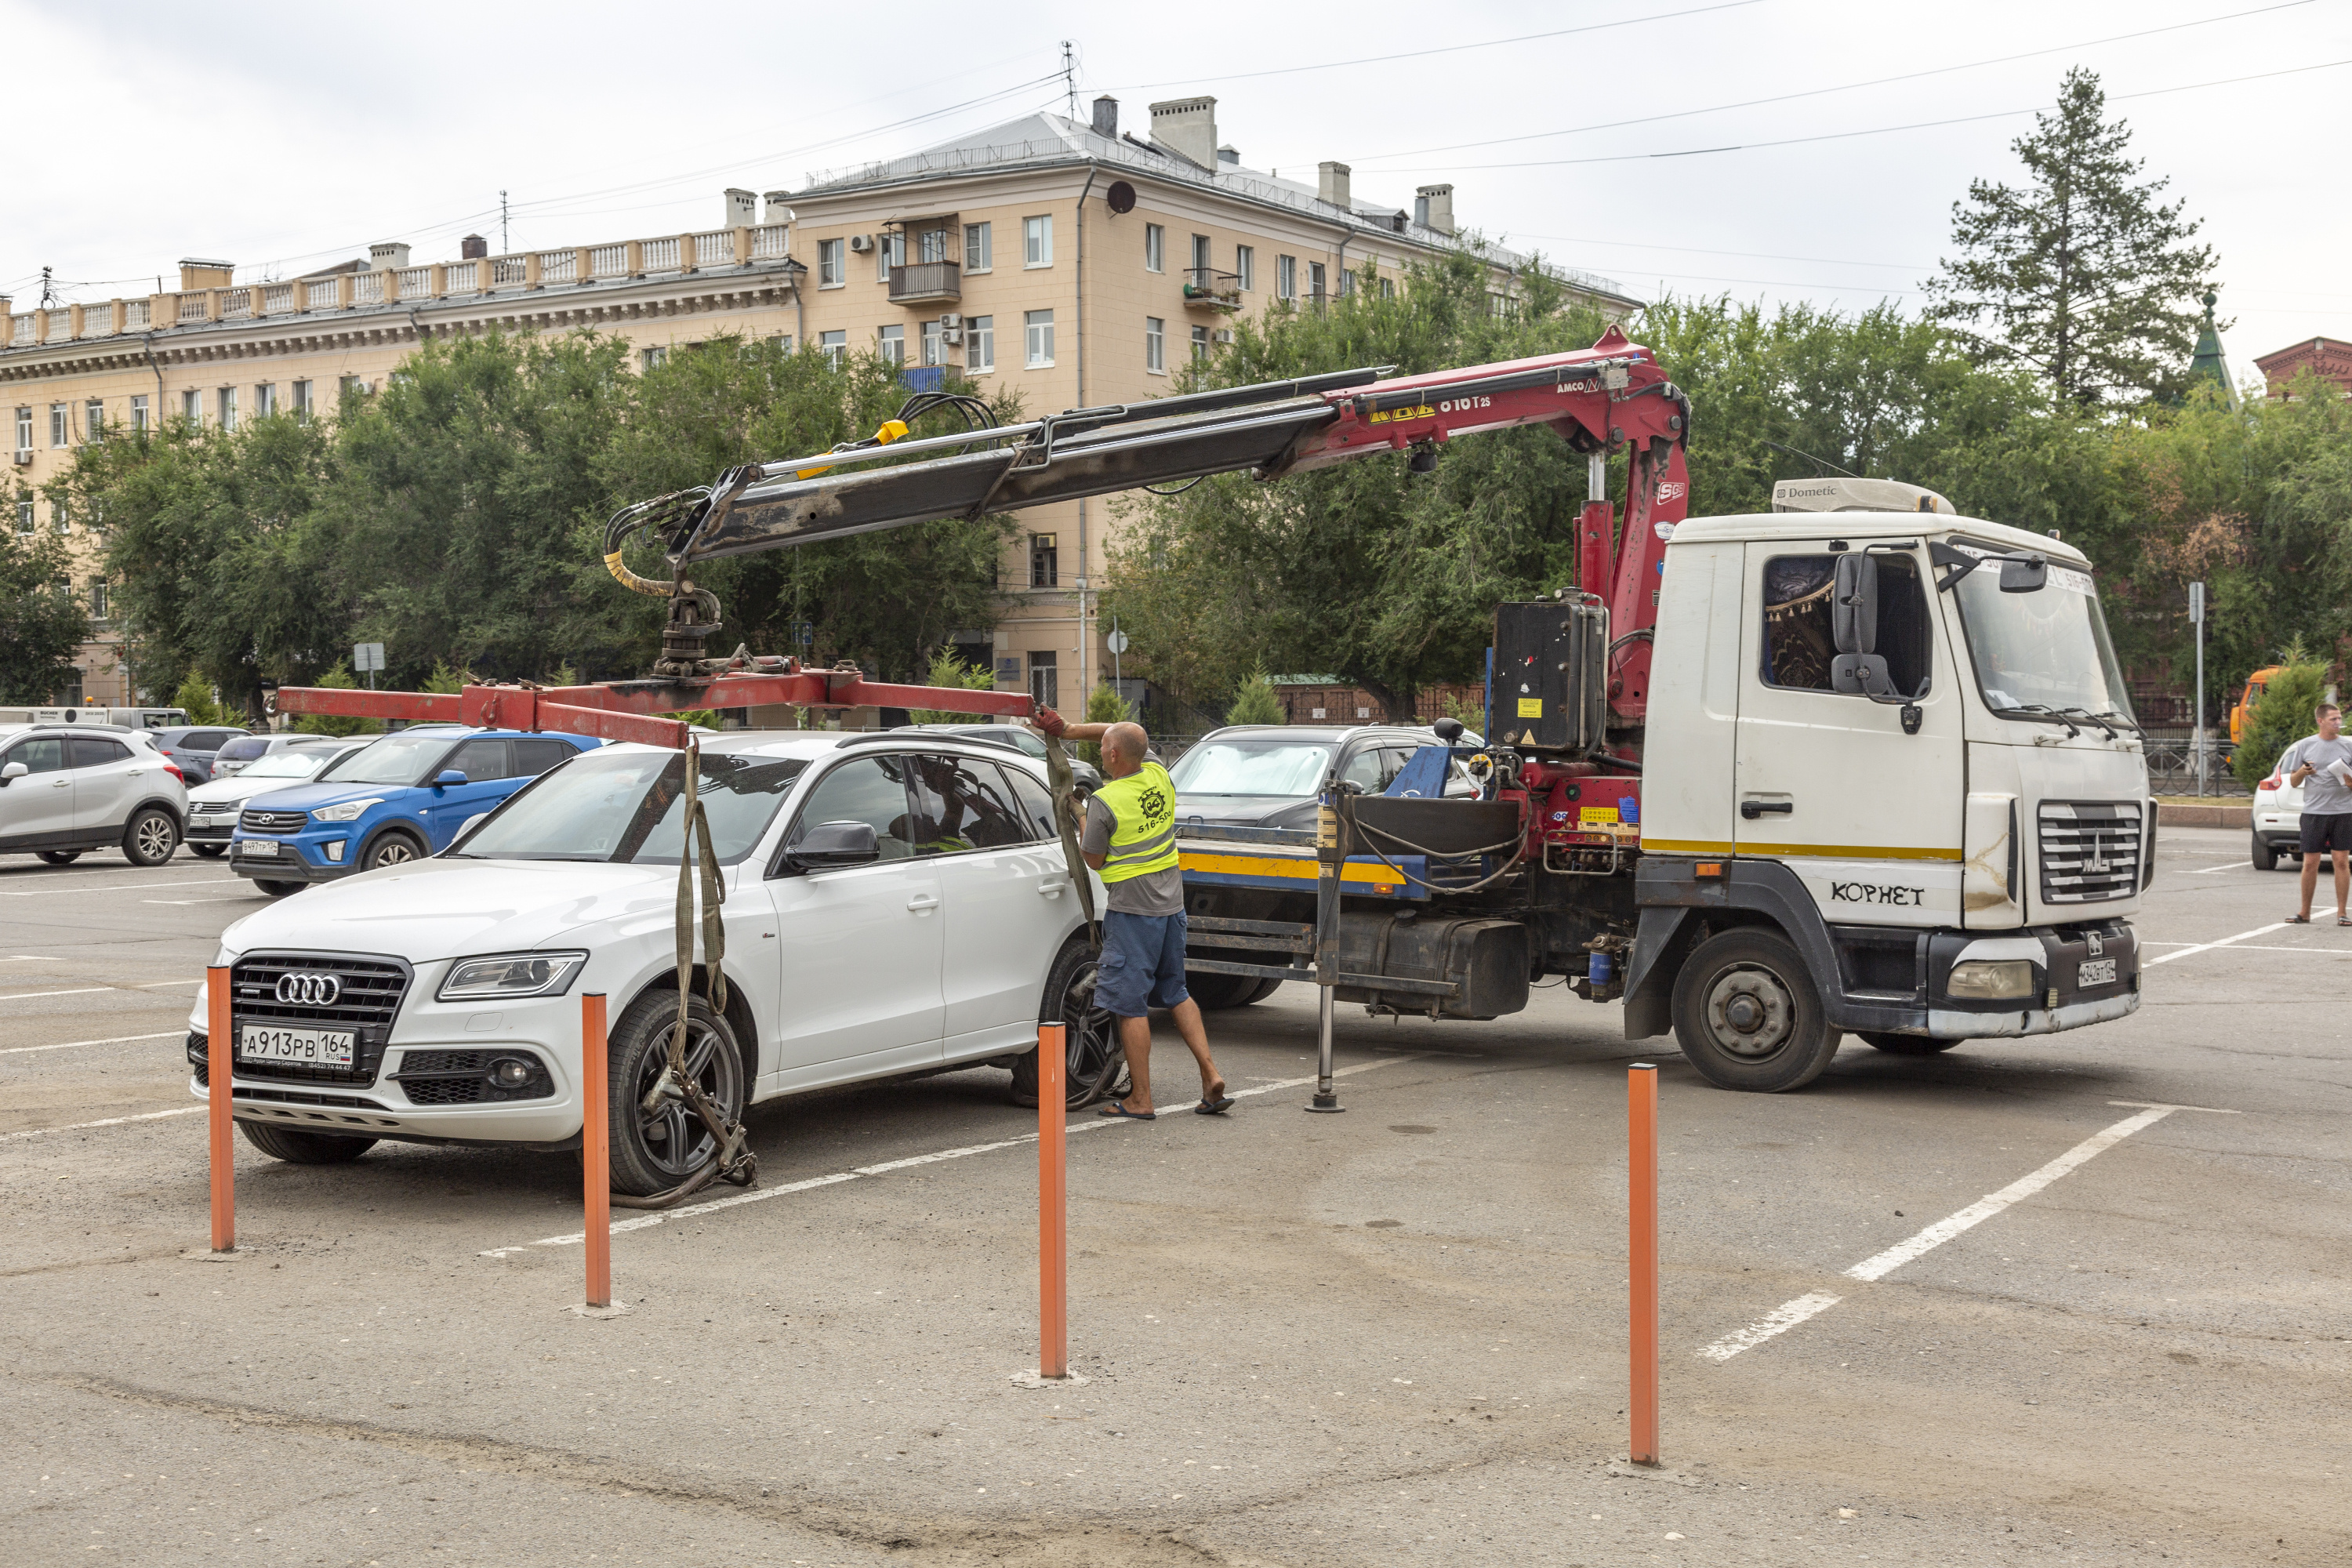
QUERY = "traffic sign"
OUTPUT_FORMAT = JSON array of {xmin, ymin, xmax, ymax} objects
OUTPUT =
[
  {"xmin": 1105, "ymin": 630, "xmax": 1130, "ymax": 655},
  {"xmin": 354, "ymin": 642, "xmax": 386, "ymax": 672}
]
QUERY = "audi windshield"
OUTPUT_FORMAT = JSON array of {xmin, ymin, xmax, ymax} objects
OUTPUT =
[{"xmin": 452, "ymin": 749, "xmax": 809, "ymax": 865}]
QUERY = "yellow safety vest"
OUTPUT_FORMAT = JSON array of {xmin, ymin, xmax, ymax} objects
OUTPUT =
[{"xmin": 1093, "ymin": 760, "xmax": 1181, "ymax": 884}]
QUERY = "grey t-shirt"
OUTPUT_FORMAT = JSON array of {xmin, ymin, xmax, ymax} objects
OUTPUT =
[
  {"xmin": 1081, "ymin": 764, "xmax": 1185, "ymax": 917},
  {"xmin": 2278, "ymin": 734, "xmax": 2352, "ymax": 816}
]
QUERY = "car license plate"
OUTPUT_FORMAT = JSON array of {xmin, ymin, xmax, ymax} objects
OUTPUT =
[
  {"xmin": 2078, "ymin": 958, "xmax": 2118, "ymax": 987},
  {"xmin": 239, "ymin": 840, "xmax": 279, "ymax": 857},
  {"xmin": 237, "ymin": 1025, "xmax": 354, "ymax": 1067}
]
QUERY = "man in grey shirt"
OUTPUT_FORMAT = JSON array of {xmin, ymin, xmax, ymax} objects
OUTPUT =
[{"xmin": 2279, "ymin": 702, "xmax": 2352, "ymax": 924}]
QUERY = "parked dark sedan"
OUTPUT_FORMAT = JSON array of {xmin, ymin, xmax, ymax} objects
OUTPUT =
[
  {"xmin": 147, "ymin": 725, "xmax": 251, "ymax": 786},
  {"xmin": 895, "ymin": 722, "xmax": 1104, "ymax": 794}
]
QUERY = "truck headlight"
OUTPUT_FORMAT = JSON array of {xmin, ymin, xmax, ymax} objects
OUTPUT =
[
  {"xmin": 313, "ymin": 797, "xmax": 383, "ymax": 822},
  {"xmin": 1946, "ymin": 959, "xmax": 2036, "ymax": 1000},
  {"xmin": 437, "ymin": 951, "xmax": 589, "ymax": 1002}
]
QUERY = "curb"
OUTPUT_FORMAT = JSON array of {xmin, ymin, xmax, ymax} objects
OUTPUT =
[{"xmin": 2158, "ymin": 803, "xmax": 2252, "ymax": 829}]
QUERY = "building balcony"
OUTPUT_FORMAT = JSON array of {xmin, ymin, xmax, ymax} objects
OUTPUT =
[
  {"xmin": 1182, "ymin": 268, "xmax": 1242, "ymax": 310},
  {"xmin": 890, "ymin": 261, "xmax": 961, "ymax": 305}
]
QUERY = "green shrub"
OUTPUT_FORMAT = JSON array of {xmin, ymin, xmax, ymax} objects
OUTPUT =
[
  {"xmin": 2233, "ymin": 645, "xmax": 2328, "ymax": 790},
  {"xmin": 171, "ymin": 672, "xmax": 231, "ymax": 728},
  {"xmin": 1226, "ymin": 666, "xmax": 1283, "ymax": 728}
]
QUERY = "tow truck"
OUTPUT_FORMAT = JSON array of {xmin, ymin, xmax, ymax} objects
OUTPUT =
[{"xmin": 280, "ymin": 328, "xmax": 2151, "ymax": 1101}]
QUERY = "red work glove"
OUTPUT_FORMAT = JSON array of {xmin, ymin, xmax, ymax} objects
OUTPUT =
[{"xmin": 1030, "ymin": 706, "xmax": 1068, "ymax": 739}]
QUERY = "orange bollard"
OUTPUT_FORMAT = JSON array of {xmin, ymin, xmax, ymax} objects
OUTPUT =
[
  {"xmin": 582, "ymin": 992, "xmax": 611, "ymax": 1309},
  {"xmin": 1628, "ymin": 1062, "xmax": 1660, "ymax": 1466},
  {"xmin": 1038, "ymin": 1019, "xmax": 1068, "ymax": 1380},
  {"xmin": 207, "ymin": 965, "xmax": 234, "ymax": 1254}
]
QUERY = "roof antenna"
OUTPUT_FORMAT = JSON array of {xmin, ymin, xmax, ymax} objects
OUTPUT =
[
  {"xmin": 500, "ymin": 190, "xmax": 510, "ymax": 255},
  {"xmin": 1759, "ymin": 437, "xmax": 1860, "ymax": 478},
  {"xmin": 1062, "ymin": 40, "xmax": 1076, "ymax": 119}
]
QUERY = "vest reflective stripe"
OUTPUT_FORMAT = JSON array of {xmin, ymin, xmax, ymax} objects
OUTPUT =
[{"xmin": 1094, "ymin": 761, "xmax": 1181, "ymax": 884}]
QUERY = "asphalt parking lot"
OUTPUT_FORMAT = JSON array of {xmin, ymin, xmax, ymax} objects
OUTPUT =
[{"xmin": 2, "ymin": 829, "xmax": 2346, "ymax": 1567}]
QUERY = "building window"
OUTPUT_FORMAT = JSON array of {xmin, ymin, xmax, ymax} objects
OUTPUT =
[
  {"xmin": 85, "ymin": 398, "xmax": 104, "ymax": 441},
  {"xmin": 1191, "ymin": 324, "xmax": 1210, "ymax": 361},
  {"xmin": 14, "ymin": 499, "xmax": 31, "ymax": 534},
  {"xmin": 1309, "ymin": 261, "xmax": 1327, "ymax": 302},
  {"xmin": 50, "ymin": 404, "xmax": 68, "ymax": 447},
  {"xmin": 1190, "ymin": 234, "xmax": 1211, "ymax": 274},
  {"xmin": 818, "ymin": 330, "xmax": 846, "ymax": 367},
  {"xmin": 875, "ymin": 230, "xmax": 905, "ymax": 282},
  {"xmin": 877, "ymin": 323, "xmax": 905, "ymax": 366},
  {"xmin": 130, "ymin": 394, "xmax": 149, "ymax": 433},
  {"xmin": 1236, "ymin": 245, "xmax": 1255, "ymax": 292},
  {"xmin": 253, "ymin": 383, "xmax": 275, "ymax": 418},
  {"xmin": 1029, "ymin": 532, "xmax": 1058, "ymax": 588},
  {"xmin": 289, "ymin": 382, "xmax": 310, "ymax": 417},
  {"xmin": 1341, "ymin": 269, "xmax": 1357, "ymax": 297},
  {"xmin": 13, "ymin": 407, "xmax": 28, "ymax": 455},
  {"xmin": 1145, "ymin": 317, "xmax": 1165, "ymax": 374},
  {"xmin": 53, "ymin": 496, "xmax": 68, "ymax": 534},
  {"xmin": 641, "ymin": 347, "xmax": 667, "ymax": 372},
  {"xmin": 921, "ymin": 318, "xmax": 945, "ymax": 367},
  {"xmin": 182, "ymin": 390, "xmax": 203, "ymax": 423},
  {"xmin": 1278, "ymin": 255, "xmax": 1297, "ymax": 301},
  {"xmin": 1023, "ymin": 215, "xmax": 1053, "ymax": 268},
  {"xmin": 89, "ymin": 579, "xmax": 107, "ymax": 620},
  {"xmin": 966, "ymin": 315, "xmax": 994, "ymax": 374},
  {"xmin": 768, "ymin": 333, "xmax": 793, "ymax": 354},
  {"xmin": 916, "ymin": 227, "xmax": 951, "ymax": 264},
  {"xmin": 964, "ymin": 222, "xmax": 992, "ymax": 273},
  {"xmin": 1145, "ymin": 223, "xmax": 1164, "ymax": 273},
  {"xmin": 337, "ymin": 376, "xmax": 365, "ymax": 402},
  {"xmin": 1028, "ymin": 650, "xmax": 1058, "ymax": 710},
  {"xmin": 1488, "ymin": 290, "xmax": 1515, "ymax": 318},
  {"xmin": 217, "ymin": 387, "xmax": 238, "ymax": 431},
  {"xmin": 817, "ymin": 238, "xmax": 844, "ymax": 287},
  {"xmin": 1024, "ymin": 309, "xmax": 1054, "ymax": 368}
]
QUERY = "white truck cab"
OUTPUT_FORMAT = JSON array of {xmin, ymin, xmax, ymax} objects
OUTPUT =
[{"xmin": 1628, "ymin": 496, "xmax": 2149, "ymax": 1089}]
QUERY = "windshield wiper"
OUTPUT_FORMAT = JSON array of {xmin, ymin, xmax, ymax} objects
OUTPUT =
[
  {"xmin": 2002, "ymin": 703, "xmax": 2082, "ymax": 736},
  {"xmin": 2087, "ymin": 708, "xmax": 2143, "ymax": 734},
  {"xmin": 2056, "ymin": 707, "xmax": 2119, "ymax": 740}
]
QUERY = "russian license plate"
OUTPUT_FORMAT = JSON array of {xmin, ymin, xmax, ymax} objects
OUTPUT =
[
  {"xmin": 2078, "ymin": 958, "xmax": 2118, "ymax": 987},
  {"xmin": 238, "ymin": 1025, "xmax": 354, "ymax": 1067},
  {"xmin": 238, "ymin": 840, "xmax": 279, "ymax": 857}
]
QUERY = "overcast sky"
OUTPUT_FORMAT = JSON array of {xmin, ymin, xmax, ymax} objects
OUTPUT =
[{"xmin": 4, "ymin": 0, "xmax": 2343, "ymax": 385}]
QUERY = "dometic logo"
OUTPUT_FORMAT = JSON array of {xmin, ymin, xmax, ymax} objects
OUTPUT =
[
  {"xmin": 275, "ymin": 971, "xmax": 343, "ymax": 1006},
  {"xmin": 1829, "ymin": 882, "xmax": 1926, "ymax": 906}
]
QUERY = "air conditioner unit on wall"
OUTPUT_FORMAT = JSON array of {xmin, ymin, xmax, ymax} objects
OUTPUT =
[
  {"xmin": 9, "ymin": 449, "xmax": 30, "ymax": 466},
  {"xmin": 940, "ymin": 313, "xmax": 962, "ymax": 328},
  {"xmin": 847, "ymin": 234, "xmax": 875, "ymax": 253},
  {"xmin": 942, "ymin": 328, "xmax": 964, "ymax": 345},
  {"xmin": 1211, "ymin": 328, "xmax": 1235, "ymax": 344}
]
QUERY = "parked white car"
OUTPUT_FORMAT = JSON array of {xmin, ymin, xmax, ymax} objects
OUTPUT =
[
  {"xmin": 0, "ymin": 722, "xmax": 187, "ymax": 866},
  {"xmin": 181, "ymin": 739, "xmax": 366, "ymax": 858},
  {"xmin": 189, "ymin": 731, "xmax": 1114, "ymax": 1192},
  {"xmin": 2252, "ymin": 766, "xmax": 2304, "ymax": 871}
]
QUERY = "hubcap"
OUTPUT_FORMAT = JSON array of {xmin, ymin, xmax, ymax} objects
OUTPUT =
[
  {"xmin": 1704, "ymin": 963, "xmax": 1795, "ymax": 1060},
  {"xmin": 633, "ymin": 1018, "xmax": 739, "ymax": 1181},
  {"xmin": 136, "ymin": 818, "xmax": 172, "ymax": 858}
]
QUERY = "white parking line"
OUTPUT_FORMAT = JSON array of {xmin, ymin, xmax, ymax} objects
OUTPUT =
[
  {"xmin": 0, "ymin": 987, "xmax": 113, "ymax": 1004},
  {"xmin": 143, "ymin": 897, "xmax": 251, "ymax": 906},
  {"xmin": 0, "ymin": 1030, "xmax": 183, "ymax": 1058},
  {"xmin": 0, "ymin": 878, "xmax": 243, "ymax": 898},
  {"xmin": 481, "ymin": 1054, "xmax": 1417, "ymax": 1259},
  {"xmin": 1699, "ymin": 1105, "xmax": 2180, "ymax": 1362},
  {"xmin": 2144, "ymin": 922, "xmax": 2291, "ymax": 964},
  {"xmin": 2189, "ymin": 861, "xmax": 2252, "ymax": 874},
  {"xmin": 0, "ymin": 1105, "xmax": 205, "ymax": 1143}
]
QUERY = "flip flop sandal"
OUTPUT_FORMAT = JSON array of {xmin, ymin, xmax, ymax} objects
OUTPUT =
[
  {"xmin": 1098, "ymin": 1103, "xmax": 1156, "ymax": 1120},
  {"xmin": 2339, "ymin": 916, "xmax": 2352, "ymax": 927},
  {"xmin": 2286, "ymin": 914, "xmax": 2313, "ymax": 924},
  {"xmin": 1195, "ymin": 1094, "xmax": 1236, "ymax": 1116}
]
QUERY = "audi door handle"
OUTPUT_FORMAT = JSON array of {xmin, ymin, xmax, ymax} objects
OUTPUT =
[
  {"xmin": 906, "ymin": 894, "xmax": 941, "ymax": 913},
  {"xmin": 49, "ymin": 779, "xmax": 70, "ymax": 789},
  {"xmin": 1739, "ymin": 800, "xmax": 1793, "ymax": 819},
  {"xmin": 1037, "ymin": 880, "xmax": 1067, "ymax": 897}
]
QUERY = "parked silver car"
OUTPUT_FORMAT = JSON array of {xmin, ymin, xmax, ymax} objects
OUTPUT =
[{"xmin": 0, "ymin": 723, "xmax": 188, "ymax": 866}]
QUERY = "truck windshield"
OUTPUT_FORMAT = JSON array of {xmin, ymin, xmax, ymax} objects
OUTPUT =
[
  {"xmin": 1951, "ymin": 557, "xmax": 2135, "ymax": 724},
  {"xmin": 451, "ymin": 749, "xmax": 810, "ymax": 864},
  {"xmin": 1169, "ymin": 739, "xmax": 1337, "ymax": 796}
]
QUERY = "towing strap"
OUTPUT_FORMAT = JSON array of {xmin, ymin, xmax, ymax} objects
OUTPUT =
[{"xmin": 1042, "ymin": 733, "xmax": 1099, "ymax": 949}]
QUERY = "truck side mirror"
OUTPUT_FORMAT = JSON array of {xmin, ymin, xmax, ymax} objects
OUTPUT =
[
  {"xmin": 1432, "ymin": 717, "xmax": 1465, "ymax": 744},
  {"xmin": 1832, "ymin": 553, "xmax": 1878, "ymax": 655},
  {"xmin": 1999, "ymin": 553, "xmax": 2048, "ymax": 593}
]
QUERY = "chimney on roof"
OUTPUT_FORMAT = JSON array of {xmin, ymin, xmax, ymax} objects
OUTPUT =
[
  {"xmin": 1414, "ymin": 183, "xmax": 1456, "ymax": 237},
  {"xmin": 368, "ymin": 241, "xmax": 411, "ymax": 272},
  {"xmin": 1318, "ymin": 161, "xmax": 1352, "ymax": 211},
  {"xmin": 762, "ymin": 191, "xmax": 797, "ymax": 225},
  {"xmin": 177, "ymin": 258, "xmax": 235, "ymax": 289},
  {"xmin": 1091, "ymin": 95, "xmax": 1119, "ymax": 138},
  {"xmin": 724, "ymin": 187, "xmax": 757, "ymax": 228},
  {"xmin": 1149, "ymin": 96, "xmax": 1218, "ymax": 170},
  {"xmin": 1217, "ymin": 144, "xmax": 1240, "ymax": 167},
  {"xmin": 459, "ymin": 234, "xmax": 488, "ymax": 260}
]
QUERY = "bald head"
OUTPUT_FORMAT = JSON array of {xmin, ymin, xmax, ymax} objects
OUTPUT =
[{"xmin": 1102, "ymin": 721, "xmax": 1151, "ymax": 777}]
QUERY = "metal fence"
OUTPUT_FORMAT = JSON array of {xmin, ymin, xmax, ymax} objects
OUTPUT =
[{"xmin": 2143, "ymin": 737, "xmax": 2248, "ymax": 796}]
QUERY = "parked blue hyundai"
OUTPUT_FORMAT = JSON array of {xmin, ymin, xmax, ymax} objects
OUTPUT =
[{"xmin": 227, "ymin": 724, "xmax": 604, "ymax": 895}]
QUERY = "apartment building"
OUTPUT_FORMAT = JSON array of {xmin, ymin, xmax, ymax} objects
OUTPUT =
[{"xmin": 0, "ymin": 92, "xmax": 1634, "ymax": 710}]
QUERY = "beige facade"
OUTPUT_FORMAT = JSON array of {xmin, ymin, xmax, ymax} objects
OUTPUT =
[{"xmin": 1, "ymin": 93, "xmax": 1634, "ymax": 713}]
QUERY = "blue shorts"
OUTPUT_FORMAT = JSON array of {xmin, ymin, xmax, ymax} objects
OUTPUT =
[{"xmin": 1097, "ymin": 909, "xmax": 1191, "ymax": 1018}]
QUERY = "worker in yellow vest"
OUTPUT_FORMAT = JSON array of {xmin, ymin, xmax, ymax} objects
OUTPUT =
[{"xmin": 1031, "ymin": 711, "xmax": 1232, "ymax": 1119}]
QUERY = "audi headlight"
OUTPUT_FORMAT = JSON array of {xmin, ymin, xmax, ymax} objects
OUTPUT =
[
  {"xmin": 437, "ymin": 951, "xmax": 589, "ymax": 1002},
  {"xmin": 312, "ymin": 797, "xmax": 383, "ymax": 822},
  {"xmin": 1946, "ymin": 959, "xmax": 2036, "ymax": 1000}
]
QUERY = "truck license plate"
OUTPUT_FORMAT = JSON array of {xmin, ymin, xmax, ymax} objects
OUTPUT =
[
  {"xmin": 238, "ymin": 1025, "xmax": 355, "ymax": 1068},
  {"xmin": 2078, "ymin": 958, "xmax": 2118, "ymax": 987},
  {"xmin": 238, "ymin": 840, "xmax": 279, "ymax": 857}
]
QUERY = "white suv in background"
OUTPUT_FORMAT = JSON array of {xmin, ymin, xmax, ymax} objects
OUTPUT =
[{"xmin": 0, "ymin": 723, "xmax": 187, "ymax": 866}]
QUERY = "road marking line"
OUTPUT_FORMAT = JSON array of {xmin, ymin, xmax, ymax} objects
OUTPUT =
[
  {"xmin": 0, "ymin": 878, "xmax": 243, "ymax": 898},
  {"xmin": 3, "ymin": 956, "xmax": 63, "ymax": 961},
  {"xmin": 2108, "ymin": 1099, "xmax": 2242, "ymax": 1114},
  {"xmin": 0, "ymin": 987, "xmax": 114, "ymax": 1003},
  {"xmin": 1699, "ymin": 1105, "xmax": 2177, "ymax": 1362},
  {"xmin": 143, "ymin": 898, "xmax": 250, "ymax": 906},
  {"xmin": 2188, "ymin": 861, "xmax": 2252, "ymax": 874},
  {"xmin": 2144, "ymin": 922, "xmax": 2290, "ymax": 964},
  {"xmin": 481, "ymin": 1054, "xmax": 1417, "ymax": 1258},
  {"xmin": 0, "ymin": 1030, "xmax": 183, "ymax": 1058},
  {"xmin": 133, "ymin": 979, "xmax": 204, "ymax": 988},
  {"xmin": 0, "ymin": 1105, "xmax": 205, "ymax": 1143}
]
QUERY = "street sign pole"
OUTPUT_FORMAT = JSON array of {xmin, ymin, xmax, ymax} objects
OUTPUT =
[{"xmin": 2189, "ymin": 583, "xmax": 2206, "ymax": 797}]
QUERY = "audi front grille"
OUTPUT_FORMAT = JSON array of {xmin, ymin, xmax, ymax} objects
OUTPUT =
[
  {"xmin": 2038, "ymin": 801, "xmax": 2144, "ymax": 905},
  {"xmin": 239, "ymin": 808, "xmax": 310, "ymax": 834},
  {"xmin": 227, "ymin": 952, "xmax": 413, "ymax": 1084}
]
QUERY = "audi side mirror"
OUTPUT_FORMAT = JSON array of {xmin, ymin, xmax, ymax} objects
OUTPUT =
[
  {"xmin": 1999, "ymin": 553, "xmax": 2048, "ymax": 593},
  {"xmin": 1831, "ymin": 552, "xmax": 1878, "ymax": 655},
  {"xmin": 434, "ymin": 770, "xmax": 468, "ymax": 789},
  {"xmin": 0, "ymin": 763, "xmax": 24, "ymax": 785},
  {"xmin": 787, "ymin": 819, "xmax": 880, "ymax": 871}
]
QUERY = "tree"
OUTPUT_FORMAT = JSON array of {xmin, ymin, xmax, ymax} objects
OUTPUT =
[
  {"xmin": 170, "ymin": 672, "xmax": 232, "ymax": 727},
  {"xmin": 0, "ymin": 528, "xmax": 89, "ymax": 703},
  {"xmin": 907, "ymin": 646, "xmax": 1000, "ymax": 724},
  {"xmin": 1225, "ymin": 666, "xmax": 1283, "ymax": 727},
  {"xmin": 1076, "ymin": 681, "xmax": 1134, "ymax": 768},
  {"xmin": 1926, "ymin": 68, "xmax": 2220, "ymax": 406},
  {"xmin": 292, "ymin": 662, "xmax": 378, "ymax": 737}
]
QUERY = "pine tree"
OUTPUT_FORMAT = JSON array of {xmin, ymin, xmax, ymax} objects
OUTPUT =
[
  {"xmin": 1925, "ymin": 68, "xmax": 2218, "ymax": 406},
  {"xmin": 1226, "ymin": 666, "xmax": 1284, "ymax": 727}
]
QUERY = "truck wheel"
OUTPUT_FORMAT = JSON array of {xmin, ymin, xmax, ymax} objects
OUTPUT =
[
  {"xmin": 1186, "ymin": 971, "xmax": 1269, "ymax": 1011},
  {"xmin": 604, "ymin": 989, "xmax": 748, "ymax": 1198},
  {"xmin": 122, "ymin": 808, "xmax": 180, "ymax": 867},
  {"xmin": 1671, "ymin": 928, "xmax": 1843, "ymax": 1092},
  {"xmin": 238, "ymin": 1120, "xmax": 378, "ymax": 1163},
  {"xmin": 2250, "ymin": 833, "xmax": 2275, "ymax": 872},
  {"xmin": 1859, "ymin": 1032, "xmax": 1960, "ymax": 1055},
  {"xmin": 1010, "ymin": 936, "xmax": 1126, "ymax": 1109}
]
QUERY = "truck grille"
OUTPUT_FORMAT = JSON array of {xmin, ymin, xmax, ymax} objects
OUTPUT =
[
  {"xmin": 227, "ymin": 952, "xmax": 412, "ymax": 1083},
  {"xmin": 2038, "ymin": 801, "xmax": 2143, "ymax": 905},
  {"xmin": 241, "ymin": 808, "xmax": 309, "ymax": 833}
]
